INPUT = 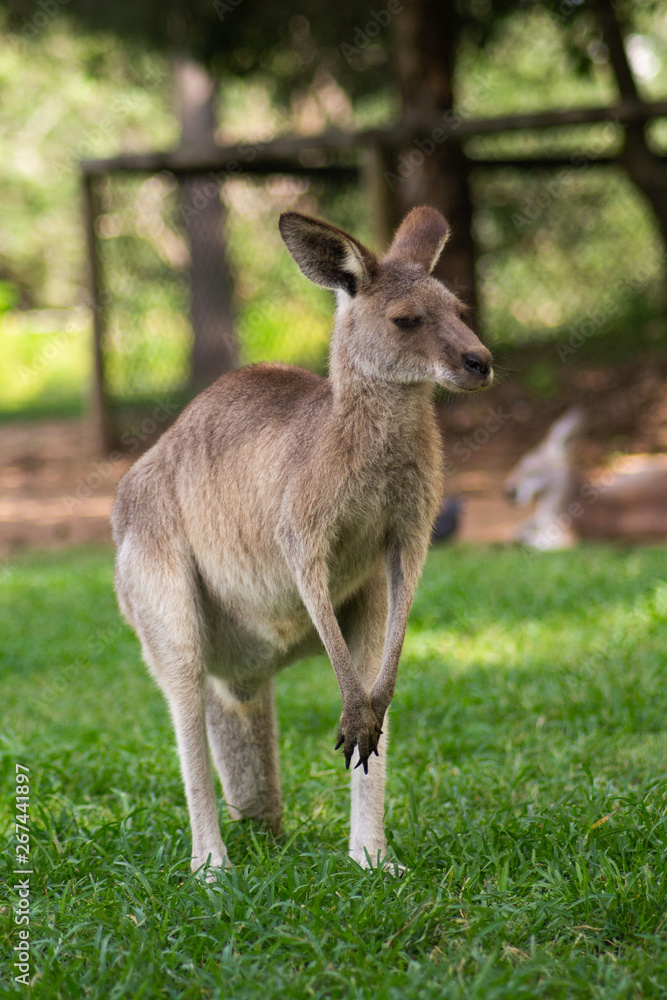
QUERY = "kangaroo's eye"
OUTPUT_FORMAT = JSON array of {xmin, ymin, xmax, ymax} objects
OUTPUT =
[{"xmin": 392, "ymin": 316, "xmax": 423, "ymax": 331}]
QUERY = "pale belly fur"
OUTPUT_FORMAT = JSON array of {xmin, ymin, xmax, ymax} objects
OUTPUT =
[{"xmin": 192, "ymin": 514, "xmax": 386, "ymax": 693}]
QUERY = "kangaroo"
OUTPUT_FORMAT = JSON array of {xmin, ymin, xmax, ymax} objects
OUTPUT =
[
  {"xmin": 505, "ymin": 407, "xmax": 667, "ymax": 550},
  {"xmin": 111, "ymin": 206, "xmax": 493, "ymax": 876}
]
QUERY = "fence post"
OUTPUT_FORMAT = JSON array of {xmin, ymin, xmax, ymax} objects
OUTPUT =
[
  {"xmin": 363, "ymin": 141, "xmax": 400, "ymax": 252},
  {"xmin": 82, "ymin": 170, "xmax": 114, "ymax": 456}
]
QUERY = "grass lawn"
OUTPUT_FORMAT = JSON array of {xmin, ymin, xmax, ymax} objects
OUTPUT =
[{"xmin": 1, "ymin": 543, "xmax": 667, "ymax": 999}]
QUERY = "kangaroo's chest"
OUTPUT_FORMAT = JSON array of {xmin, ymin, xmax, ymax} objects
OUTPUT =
[{"xmin": 326, "ymin": 452, "xmax": 437, "ymax": 589}]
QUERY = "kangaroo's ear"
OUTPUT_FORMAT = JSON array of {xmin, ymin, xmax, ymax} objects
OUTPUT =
[
  {"xmin": 547, "ymin": 407, "xmax": 585, "ymax": 447},
  {"xmin": 385, "ymin": 206, "xmax": 450, "ymax": 274},
  {"xmin": 279, "ymin": 212, "xmax": 377, "ymax": 296}
]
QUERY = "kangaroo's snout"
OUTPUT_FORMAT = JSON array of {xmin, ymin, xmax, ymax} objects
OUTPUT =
[
  {"xmin": 461, "ymin": 348, "xmax": 493, "ymax": 387},
  {"xmin": 439, "ymin": 334, "xmax": 493, "ymax": 392},
  {"xmin": 462, "ymin": 351, "xmax": 491, "ymax": 379},
  {"xmin": 431, "ymin": 306, "xmax": 493, "ymax": 393}
]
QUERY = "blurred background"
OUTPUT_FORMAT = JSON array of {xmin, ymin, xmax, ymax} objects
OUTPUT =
[{"xmin": 1, "ymin": 0, "xmax": 666, "ymax": 554}]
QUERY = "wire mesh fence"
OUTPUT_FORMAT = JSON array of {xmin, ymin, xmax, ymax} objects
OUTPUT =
[
  {"xmin": 94, "ymin": 171, "xmax": 193, "ymax": 402},
  {"xmin": 84, "ymin": 162, "xmax": 360, "ymax": 451},
  {"xmin": 82, "ymin": 138, "xmax": 665, "ymax": 453}
]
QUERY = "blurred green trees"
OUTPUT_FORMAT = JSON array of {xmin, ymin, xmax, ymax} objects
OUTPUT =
[{"xmin": 0, "ymin": 3, "xmax": 666, "ymax": 415}]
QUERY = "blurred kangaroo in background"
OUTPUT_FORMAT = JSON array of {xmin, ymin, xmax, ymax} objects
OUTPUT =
[
  {"xmin": 505, "ymin": 407, "xmax": 667, "ymax": 550},
  {"xmin": 112, "ymin": 207, "xmax": 493, "ymax": 876}
]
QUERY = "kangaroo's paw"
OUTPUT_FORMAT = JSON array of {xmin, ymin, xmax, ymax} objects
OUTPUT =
[{"xmin": 335, "ymin": 700, "xmax": 382, "ymax": 773}]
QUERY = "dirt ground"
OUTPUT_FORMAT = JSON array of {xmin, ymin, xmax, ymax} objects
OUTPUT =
[
  {"xmin": 0, "ymin": 414, "xmax": 527, "ymax": 558},
  {"xmin": 0, "ymin": 419, "xmax": 518, "ymax": 557},
  {"xmin": 1, "ymin": 357, "xmax": 666, "ymax": 559}
]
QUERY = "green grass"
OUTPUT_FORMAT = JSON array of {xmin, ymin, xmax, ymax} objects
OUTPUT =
[{"xmin": 1, "ymin": 544, "xmax": 667, "ymax": 999}]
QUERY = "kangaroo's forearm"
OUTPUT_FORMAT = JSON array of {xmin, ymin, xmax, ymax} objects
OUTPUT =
[{"xmin": 371, "ymin": 543, "xmax": 425, "ymax": 721}]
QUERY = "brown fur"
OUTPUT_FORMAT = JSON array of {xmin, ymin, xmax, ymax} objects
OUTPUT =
[{"xmin": 111, "ymin": 206, "xmax": 493, "ymax": 875}]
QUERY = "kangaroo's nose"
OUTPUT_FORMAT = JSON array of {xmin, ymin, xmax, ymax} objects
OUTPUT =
[{"xmin": 462, "ymin": 352, "xmax": 491, "ymax": 378}]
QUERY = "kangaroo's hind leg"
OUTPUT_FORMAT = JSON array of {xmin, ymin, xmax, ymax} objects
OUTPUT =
[
  {"xmin": 115, "ymin": 536, "xmax": 228, "ymax": 876},
  {"xmin": 205, "ymin": 675, "xmax": 283, "ymax": 835}
]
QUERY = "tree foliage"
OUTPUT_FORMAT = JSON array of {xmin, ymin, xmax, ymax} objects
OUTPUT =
[{"xmin": 4, "ymin": 0, "xmax": 653, "ymax": 103}]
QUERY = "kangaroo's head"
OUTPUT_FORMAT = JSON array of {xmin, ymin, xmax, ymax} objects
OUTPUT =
[{"xmin": 279, "ymin": 206, "xmax": 493, "ymax": 392}]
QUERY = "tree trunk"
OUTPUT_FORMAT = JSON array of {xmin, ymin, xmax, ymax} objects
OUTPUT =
[
  {"xmin": 387, "ymin": 0, "xmax": 478, "ymax": 316},
  {"xmin": 591, "ymin": 0, "xmax": 667, "ymax": 256},
  {"xmin": 174, "ymin": 58, "xmax": 237, "ymax": 389}
]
